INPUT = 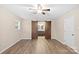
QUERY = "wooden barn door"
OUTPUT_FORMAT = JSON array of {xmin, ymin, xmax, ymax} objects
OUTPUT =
[
  {"xmin": 32, "ymin": 21, "xmax": 38, "ymax": 39},
  {"xmin": 45, "ymin": 21, "xmax": 51, "ymax": 39}
]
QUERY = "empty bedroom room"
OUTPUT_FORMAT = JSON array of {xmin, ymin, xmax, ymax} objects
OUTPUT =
[{"xmin": 0, "ymin": 4, "xmax": 79, "ymax": 54}]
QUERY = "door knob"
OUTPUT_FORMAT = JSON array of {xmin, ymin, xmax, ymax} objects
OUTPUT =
[{"xmin": 72, "ymin": 34, "xmax": 75, "ymax": 36}]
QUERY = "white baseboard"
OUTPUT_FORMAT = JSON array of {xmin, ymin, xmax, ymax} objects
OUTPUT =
[
  {"xmin": 53, "ymin": 39, "xmax": 79, "ymax": 53},
  {"xmin": 74, "ymin": 49, "xmax": 79, "ymax": 53},
  {"xmin": 62, "ymin": 42, "xmax": 78, "ymax": 53},
  {"xmin": 1, "ymin": 38, "xmax": 79, "ymax": 53},
  {"xmin": 21, "ymin": 38, "xmax": 31, "ymax": 40},
  {"xmin": 0, "ymin": 38, "xmax": 32, "ymax": 53},
  {"xmin": 0, "ymin": 39, "xmax": 21, "ymax": 54}
]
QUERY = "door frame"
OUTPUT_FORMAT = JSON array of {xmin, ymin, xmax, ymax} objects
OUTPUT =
[{"xmin": 32, "ymin": 21, "xmax": 51, "ymax": 39}]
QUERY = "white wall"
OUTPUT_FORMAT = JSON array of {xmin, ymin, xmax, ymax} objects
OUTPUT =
[
  {"xmin": 0, "ymin": 7, "xmax": 22, "ymax": 53},
  {"xmin": 55, "ymin": 8, "xmax": 79, "ymax": 53},
  {"xmin": 53, "ymin": 19, "xmax": 64, "ymax": 43},
  {"xmin": 51, "ymin": 20, "xmax": 57, "ymax": 39},
  {"xmin": 21, "ymin": 20, "xmax": 56, "ymax": 40},
  {"xmin": 74, "ymin": 9, "xmax": 79, "ymax": 52},
  {"xmin": 21, "ymin": 20, "xmax": 31, "ymax": 39}
]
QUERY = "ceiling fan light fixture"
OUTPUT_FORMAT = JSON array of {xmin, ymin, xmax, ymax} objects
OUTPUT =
[
  {"xmin": 42, "ymin": 12, "xmax": 45, "ymax": 15},
  {"xmin": 30, "ymin": 4, "xmax": 50, "ymax": 15},
  {"xmin": 37, "ymin": 9, "xmax": 42, "ymax": 13},
  {"xmin": 42, "ymin": 9, "xmax": 50, "ymax": 11}
]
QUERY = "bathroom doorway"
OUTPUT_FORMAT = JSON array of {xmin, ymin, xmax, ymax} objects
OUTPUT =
[
  {"xmin": 32, "ymin": 21, "xmax": 51, "ymax": 39},
  {"xmin": 38, "ymin": 22, "xmax": 45, "ymax": 39}
]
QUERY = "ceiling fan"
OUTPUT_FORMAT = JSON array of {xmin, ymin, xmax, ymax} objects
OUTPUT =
[{"xmin": 29, "ymin": 4, "xmax": 50, "ymax": 15}]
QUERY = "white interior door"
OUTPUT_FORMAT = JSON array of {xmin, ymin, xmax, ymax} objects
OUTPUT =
[{"xmin": 64, "ymin": 16, "xmax": 75, "ymax": 47}]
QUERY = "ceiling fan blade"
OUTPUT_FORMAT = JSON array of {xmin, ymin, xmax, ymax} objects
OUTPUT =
[
  {"xmin": 41, "ymin": 12, "xmax": 45, "ymax": 15},
  {"xmin": 42, "ymin": 9, "xmax": 50, "ymax": 11},
  {"xmin": 29, "ymin": 8, "xmax": 37, "ymax": 10}
]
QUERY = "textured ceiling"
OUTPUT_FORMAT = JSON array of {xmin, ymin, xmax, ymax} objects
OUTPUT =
[{"xmin": 2, "ymin": 4, "xmax": 79, "ymax": 21}]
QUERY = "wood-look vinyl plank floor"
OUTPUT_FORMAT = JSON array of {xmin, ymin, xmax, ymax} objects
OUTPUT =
[{"xmin": 2, "ymin": 39, "xmax": 77, "ymax": 54}]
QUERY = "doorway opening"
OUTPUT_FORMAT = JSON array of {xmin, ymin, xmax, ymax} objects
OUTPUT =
[
  {"xmin": 38, "ymin": 22, "xmax": 45, "ymax": 39},
  {"xmin": 32, "ymin": 21, "xmax": 51, "ymax": 40}
]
